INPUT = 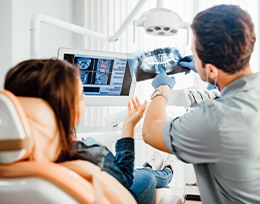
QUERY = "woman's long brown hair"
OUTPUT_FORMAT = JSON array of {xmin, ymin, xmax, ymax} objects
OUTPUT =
[{"xmin": 4, "ymin": 59, "xmax": 80, "ymax": 160}]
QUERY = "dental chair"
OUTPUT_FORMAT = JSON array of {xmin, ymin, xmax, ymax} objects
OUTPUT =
[
  {"xmin": 0, "ymin": 90, "xmax": 182, "ymax": 204},
  {"xmin": 0, "ymin": 90, "xmax": 136, "ymax": 204}
]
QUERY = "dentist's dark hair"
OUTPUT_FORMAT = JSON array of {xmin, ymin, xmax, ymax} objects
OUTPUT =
[
  {"xmin": 4, "ymin": 59, "xmax": 80, "ymax": 159},
  {"xmin": 191, "ymin": 4, "xmax": 256, "ymax": 74}
]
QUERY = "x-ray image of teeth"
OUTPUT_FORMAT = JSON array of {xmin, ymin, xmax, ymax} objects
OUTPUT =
[
  {"xmin": 80, "ymin": 72, "xmax": 89, "ymax": 84},
  {"xmin": 77, "ymin": 57, "xmax": 92, "ymax": 70},
  {"xmin": 130, "ymin": 47, "xmax": 190, "ymax": 82},
  {"xmin": 95, "ymin": 72, "xmax": 109, "ymax": 85},
  {"xmin": 96, "ymin": 59, "xmax": 111, "ymax": 73},
  {"xmin": 94, "ymin": 59, "xmax": 111, "ymax": 85},
  {"xmin": 139, "ymin": 47, "xmax": 181, "ymax": 73}
]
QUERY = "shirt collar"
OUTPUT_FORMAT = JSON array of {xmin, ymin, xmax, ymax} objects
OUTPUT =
[{"xmin": 221, "ymin": 71, "xmax": 260, "ymax": 97}]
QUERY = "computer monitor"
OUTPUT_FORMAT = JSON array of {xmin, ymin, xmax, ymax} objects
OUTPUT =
[{"xmin": 58, "ymin": 48, "xmax": 136, "ymax": 106}]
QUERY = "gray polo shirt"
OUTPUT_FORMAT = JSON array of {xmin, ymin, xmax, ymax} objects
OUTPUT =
[{"xmin": 164, "ymin": 72, "xmax": 260, "ymax": 204}]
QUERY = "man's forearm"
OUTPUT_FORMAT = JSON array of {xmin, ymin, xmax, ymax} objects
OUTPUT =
[{"xmin": 142, "ymin": 85, "xmax": 171, "ymax": 152}]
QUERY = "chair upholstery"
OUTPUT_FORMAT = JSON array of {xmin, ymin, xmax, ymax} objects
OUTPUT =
[
  {"xmin": 0, "ymin": 90, "xmax": 136, "ymax": 204},
  {"xmin": 0, "ymin": 162, "xmax": 96, "ymax": 204},
  {"xmin": 0, "ymin": 90, "xmax": 31, "ymax": 164},
  {"xmin": 61, "ymin": 160, "xmax": 137, "ymax": 204}
]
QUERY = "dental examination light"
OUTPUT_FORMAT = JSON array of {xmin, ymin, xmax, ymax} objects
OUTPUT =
[
  {"xmin": 133, "ymin": 0, "xmax": 190, "ymax": 44},
  {"xmin": 30, "ymin": 0, "xmax": 189, "ymax": 58}
]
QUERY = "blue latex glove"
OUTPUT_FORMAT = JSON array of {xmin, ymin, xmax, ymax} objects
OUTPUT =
[
  {"xmin": 152, "ymin": 65, "xmax": 176, "ymax": 89},
  {"xmin": 178, "ymin": 55, "xmax": 197, "ymax": 73},
  {"xmin": 179, "ymin": 56, "xmax": 218, "ymax": 90}
]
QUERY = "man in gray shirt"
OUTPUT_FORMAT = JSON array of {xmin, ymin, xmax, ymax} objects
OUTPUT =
[{"xmin": 143, "ymin": 4, "xmax": 260, "ymax": 204}]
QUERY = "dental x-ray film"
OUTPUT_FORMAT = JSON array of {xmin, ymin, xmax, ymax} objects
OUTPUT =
[{"xmin": 130, "ymin": 47, "xmax": 190, "ymax": 82}]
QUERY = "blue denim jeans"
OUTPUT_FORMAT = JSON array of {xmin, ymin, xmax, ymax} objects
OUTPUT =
[
  {"xmin": 129, "ymin": 167, "xmax": 173, "ymax": 204},
  {"xmin": 68, "ymin": 137, "xmax": 172, "ymax": 204},
  {"xmin": 69, "ymin": 137, "xmax": 136, "ymax": 189}
]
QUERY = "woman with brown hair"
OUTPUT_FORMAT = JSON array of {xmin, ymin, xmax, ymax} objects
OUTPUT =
[{"xmin": 4, "ymin": 58, "xmax": 174, "ymax": 204}]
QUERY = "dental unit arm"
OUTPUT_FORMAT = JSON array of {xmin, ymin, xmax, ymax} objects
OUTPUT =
[
  {"xmin": 30, "ymin": 0, "xmax": 190, "ymax": 59},
  {"xmin": 30, "ymin": 0, "xmax": 148, "ymax": 58},
  {"xmin": 104, "ymin": 89, "xmax": 220, "ymax": 129}
]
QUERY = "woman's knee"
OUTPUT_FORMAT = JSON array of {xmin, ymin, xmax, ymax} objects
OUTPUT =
[{"xmin": 131, "ymin": 168, "xmax": 157, "ymax": 204}]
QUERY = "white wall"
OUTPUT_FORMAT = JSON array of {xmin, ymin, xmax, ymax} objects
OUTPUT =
[
  {"xmin": 0, "ymin": 0, "xmax": 13, "ymax": 88},
  {"xmin": 0, "ymin": 0, "xmax": 84, "ymax": 88}
]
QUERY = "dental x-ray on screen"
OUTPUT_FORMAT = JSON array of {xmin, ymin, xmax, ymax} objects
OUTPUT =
[
  {"xmin": 131, "ymin": 47, "xmax": 190, "ymax": 82},
  {"xmin": 58, "ymin": 48, "xmax": 136, "ymax": 106}
]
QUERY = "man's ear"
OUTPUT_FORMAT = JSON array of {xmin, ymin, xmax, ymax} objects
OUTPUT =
[{"xmin": 205, "ymin": 63, "xmax": 218, "ymax": 78}]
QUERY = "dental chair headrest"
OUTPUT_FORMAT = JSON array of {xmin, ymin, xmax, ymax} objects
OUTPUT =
[
  {"xmin": 0, "ymin": 90, "xmax": 32, "ymax": 164},
  {"xmin": 0, "ymin": 90, "xmax": 61, "ymax": 164}
]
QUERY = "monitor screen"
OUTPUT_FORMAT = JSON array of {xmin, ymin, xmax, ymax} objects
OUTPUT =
[{"xmin": 58, "ymin": 48, "xmax": 136, "ymax": 106}]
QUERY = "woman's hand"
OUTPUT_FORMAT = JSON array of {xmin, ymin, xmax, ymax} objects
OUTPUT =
[{"xmin": 122, "ymin": 97, "xmax": 147, "ymax": 138}]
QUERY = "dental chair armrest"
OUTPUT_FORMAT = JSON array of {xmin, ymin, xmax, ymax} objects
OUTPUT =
[
  {"xmin": 0, "ymin": 161, "xmax": 95, "ymax": 203},
  {"xmin": 61, "ymin": 160, "xmax": 137, "ymax": 204},
  {"xmin": 61, "ymin": 160, "xmax": 100, "ymax": 180}
]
